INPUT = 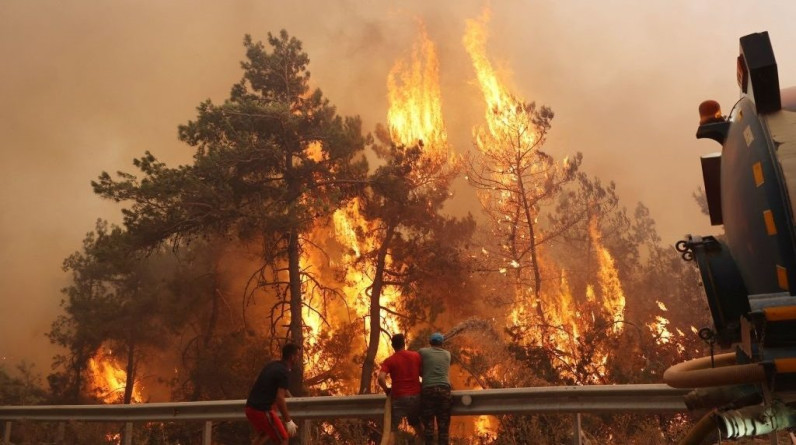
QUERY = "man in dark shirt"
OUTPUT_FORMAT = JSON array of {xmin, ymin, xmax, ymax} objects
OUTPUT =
[
  {"xmin": 245, "ymin": 343, "xmax": 299, "ymax": 445},
  {"xmin": 378, "ymin": 333, "xmax": 422, "ymax": 445}
]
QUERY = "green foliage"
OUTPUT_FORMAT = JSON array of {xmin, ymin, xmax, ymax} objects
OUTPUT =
[
  {"xmin": 364, "ymin": 137, "xmax": 476, "ymax": 323},
  {"xmin": 92, "ymin": 30, "xmax": 370, "ymax": 250},
  {"xmin": 47, "ymin": 220, "xmax": 184, "ymax": 403},
  {"xmin": 89, "ymin": 30, "xmax": 372, "ymax": 396}
]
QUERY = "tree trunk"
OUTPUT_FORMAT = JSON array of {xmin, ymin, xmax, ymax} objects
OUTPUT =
[
  {"xmin": 72, "ymin": 351, "xmax": 87, "ymax": 403},
  {"xmin": 191, "ymin": 281, "xmax": 221, "ymax": 400},
  {"xmin": 359, "ymin": 223, "xmax": 396, "ymax": 394},
  {"xmin": 121, "ymin": 339, "xmax": 136, "ymax": 445},
  {"xmin": 287, "ymin": 227, "xmax": 305, "ymax": 397},
  {"xmin": 516, "ymin": 170, "xmax": 545, "ymax": 322},
  {"xmin": 122, "ymin": 338, "xmax": 136, "ymax": 404},
  {"xmin": 284, "ymin": 149, "xmax": 306, "ymax": 397}
]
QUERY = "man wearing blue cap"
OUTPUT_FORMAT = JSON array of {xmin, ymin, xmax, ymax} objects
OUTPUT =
[{"xmin": 419, "ymin": 332, "xmax": 452, "ymax": 445}]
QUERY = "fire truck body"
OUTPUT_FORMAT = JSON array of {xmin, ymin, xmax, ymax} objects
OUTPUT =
[{"xmin": 669, "ymin": 32, "xmax": 796, "ymax": 441}]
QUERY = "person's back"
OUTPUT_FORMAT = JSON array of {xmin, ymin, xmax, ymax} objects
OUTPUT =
[
  {"xmin": 419, "ymin": 346, "xmax": 450, "ymax": 388},
  {"xmin": 383, "ymin": 349, "xmax": 422, "ymax": 396},
  {"xmin": 378, "ymin": 333, "xmax": 422, "ymax": 445},
  {"xmin": 419, "ymin": 333, "xmax": 452, "ymax": 445}
]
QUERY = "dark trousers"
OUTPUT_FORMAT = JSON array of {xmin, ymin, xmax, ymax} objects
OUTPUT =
[{"xmin": 421, "ymin": 385, "xmax": 452, "ymax": 445}]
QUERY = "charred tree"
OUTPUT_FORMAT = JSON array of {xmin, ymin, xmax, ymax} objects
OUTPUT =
[{"xmin": 465, "ymin": 102, "xmax": 581, "ymax": 322}]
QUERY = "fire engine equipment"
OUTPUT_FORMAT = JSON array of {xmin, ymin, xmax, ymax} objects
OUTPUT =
[{"xmin": 669, "ymin": 31, "xmax": 796, "ymax": 442}]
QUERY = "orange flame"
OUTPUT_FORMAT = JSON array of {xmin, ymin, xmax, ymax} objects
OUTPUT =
[
  {"xmin": 464, "ymin": 7, "xmax": 632, "ymax": 384},
  {"xmin": 88, "ymin": 349, "xmax": 142, "ymax": 403},
  {"xmin": 475, "ymin": 415, "xmax": 497, "ymax": 439},
  {"xmin": 387, "ymin": 22, "xmax": 447, "ymax": 156},
  {"xmin": 299, "ymin": 254, "xmax": 325, "ymax": 375},
  {"xmin": 589, "ymin": 218, "xmax": 626, "ymax": 332},
  {"xmin": 464, "ymin": 8, "xmax": 537, "ymax": 155},
  {"xmin": 503, "ymin": 220, "xmax": 628, "ymax": 382},
  {"xmin": 463, "ymin": 6, "xmax": 563, "ymax": 233},
  {"xmin": 332, "ymin": 199, "xmax": 401, "ymax": 364},
  {"xmin": 296, "ymin": 19, "xmax": 452, "ymax": 394},
  {"xmin": 331, "ymin": 19, "xmax": 449, "ymax": 366},
  {"xmin": 648, "ymin": 302, "xmax": 680, "ymax": 348}
]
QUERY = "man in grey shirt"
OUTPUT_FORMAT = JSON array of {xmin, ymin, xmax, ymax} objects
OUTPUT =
[{"xmin": 419, "ymin": 332, "xmax": 452, "ymax": 445}]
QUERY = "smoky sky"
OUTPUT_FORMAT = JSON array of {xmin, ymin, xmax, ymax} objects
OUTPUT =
[{"xmin": 2, "ymin": 0, "xmax": 794, "ymax": 372}]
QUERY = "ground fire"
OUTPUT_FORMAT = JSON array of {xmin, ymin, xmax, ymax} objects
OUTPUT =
[{"xmin": 88, "ymin": 348, "xmax": 142, "ymax": 404}]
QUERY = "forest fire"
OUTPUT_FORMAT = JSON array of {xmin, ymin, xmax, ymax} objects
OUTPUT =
[
  {"xmin": 300, "ymin": 4, "xmax": 640, "ymax": 394},
  {"xmin": 648, "ymin": 301, "xmax": 682, "ymax": 349},
  {"xmin": 87, "ymin": 349, "xmax": 142, "ymax": 403},
  {"xmin": 31, "ymin": 6, "xmax": 713, "ymax": 444},
  {"xmin": 463, "ymin": 7, "xmax": 628, "ymax": 384},
  {"xmin": 331, "ymin": 199, "xmax": 401, "ymax": 364},
  {"xmin": 502, "ymin": 222, "xmax": 629, "ymax": 383},
  {"xmin": 300, "ymin": 18, "xmax": 451, "ymax": 393}
]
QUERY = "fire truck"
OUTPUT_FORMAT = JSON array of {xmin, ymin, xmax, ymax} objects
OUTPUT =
[{"xmin": 667, "ymin": 31, "xmax": 796, "ymax": 443}]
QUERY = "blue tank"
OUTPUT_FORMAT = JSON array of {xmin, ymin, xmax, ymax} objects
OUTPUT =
[
  {"xmin": 681, "ymin": 32, "xmax": 796, "ymax": 347},
  {"xmin": 667, "ymin": 33, "xmax": 796, "ymax": 442}
]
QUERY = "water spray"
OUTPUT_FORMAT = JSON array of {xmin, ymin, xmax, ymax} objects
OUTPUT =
[{"xmin": 443, "ymin": 317, "xmax": 501, "ymax": 342}]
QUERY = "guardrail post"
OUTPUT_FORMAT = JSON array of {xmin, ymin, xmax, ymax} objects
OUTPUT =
[
  {"xmin": 124, "ymin": 422, "xmax": 133, "ymax": 445},
  {"xmin": 203, "ymin": 420, "xmax": 212, "ymax": 445},
  {"xmin": 57, "ymin": 422, "xmax": 65, "ymax": 444},
  {"xmin": 3, "ymin": 421, "xmax": 11, "ymax": 445},
  {"xmin": 572, "ymin": 413, "xmax": 582, "ymax": 445},
  {"xmin": 302, "ymin": 420, "xmax": 312, "ymax": 444}
]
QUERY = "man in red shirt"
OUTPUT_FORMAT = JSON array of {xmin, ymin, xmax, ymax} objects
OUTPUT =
[{"xmin": 378, "ymin": 333, "xmax": 422, "ymax": 444}]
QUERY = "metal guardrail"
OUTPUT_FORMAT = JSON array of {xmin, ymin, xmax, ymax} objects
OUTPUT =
[
  {"xmin": 0, "ymin": 384, "xmax": 688, "ymax": 421},
  {"xmin": 0, "ymin": 384, "xmax": 689, "ymax": 445}
]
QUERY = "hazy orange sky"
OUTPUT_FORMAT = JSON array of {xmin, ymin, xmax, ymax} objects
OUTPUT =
[{"xmin": 2, "ymin": 1, "xmax": 794, "ymax": 373}]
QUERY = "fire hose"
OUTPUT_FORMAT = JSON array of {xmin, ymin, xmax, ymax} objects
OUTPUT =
[
  {"xmin": 678, "ymin": 402, "xmax": 796, "ymax": 445},
  {"xmin": 717, "ymin": 402, "xmax": 796, "ymax": 439},
  {"xmin": 663, "ymin": 352, "xmax": 766, "ymax": 389},
  {"xmin": 677, "ymin": 411, "xmax": 717, "ymax": 445},
  {"xmin": 665, "ymin": 353, "xmax": 768, "ymax": 444}
]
